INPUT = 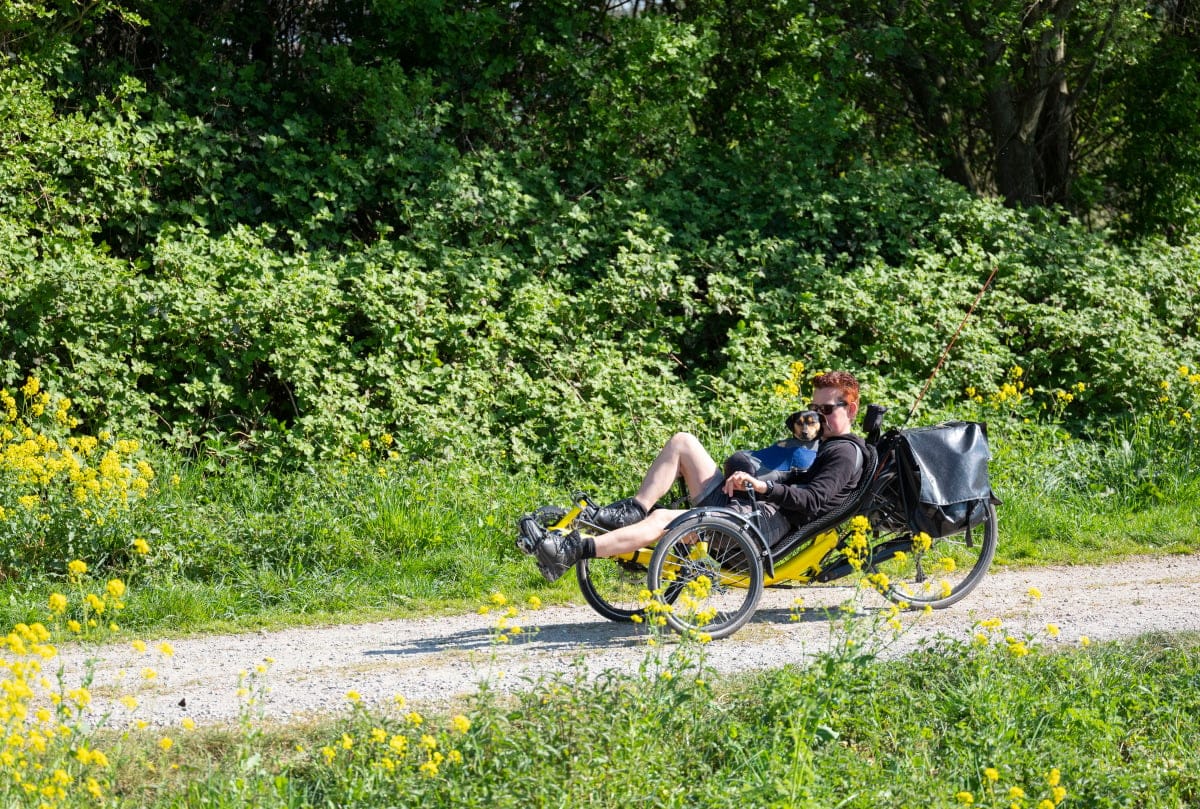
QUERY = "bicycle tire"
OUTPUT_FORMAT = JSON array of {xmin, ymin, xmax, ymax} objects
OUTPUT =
[
  {"xmin": 647, "ymin": 516, "xmax": 763, "ymax": 639},
  {"xmin": 576, "ymin": 556, "xmax": 647, "ymax": 623},
  {"xmin": 869, "ymin": 504, "xmax": 998, "ymax": 609}
]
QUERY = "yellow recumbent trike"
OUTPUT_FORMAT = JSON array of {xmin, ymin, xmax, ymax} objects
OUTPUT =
[{"xmin": 520, "ymin": 407, "xmax": 999, "ymax": 640}]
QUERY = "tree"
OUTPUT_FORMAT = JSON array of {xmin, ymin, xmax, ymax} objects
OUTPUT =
[{"xmin": 820, "ymin": 0, "xmax": 1162, "ymax": 211}]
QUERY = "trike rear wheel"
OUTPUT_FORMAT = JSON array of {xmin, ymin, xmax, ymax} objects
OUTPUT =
[
  {"xmin": 576, "ymin": 555, "xmax": 647, "ymax": 623},
  {"xmin": 870, "ymin": 504, "xmax": 998, "ymax": 609},
  {"xmin": 647, "ymin": 517, "xmax": 763, "ymax": 640}
]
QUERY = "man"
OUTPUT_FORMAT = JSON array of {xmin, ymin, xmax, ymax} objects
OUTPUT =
[{"xmin": 525, "ymin": 370, "xmax": 868, "ymax": 582}]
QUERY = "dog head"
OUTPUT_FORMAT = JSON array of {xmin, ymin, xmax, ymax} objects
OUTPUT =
[{"xmin": 786, "ymin": 410, "xmax": 821, "ymax": 441}]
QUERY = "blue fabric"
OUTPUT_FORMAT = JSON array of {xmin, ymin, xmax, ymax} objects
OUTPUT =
[{"xmin": 750, "ymin": 441, "xmax": 818, "ymax": 473}]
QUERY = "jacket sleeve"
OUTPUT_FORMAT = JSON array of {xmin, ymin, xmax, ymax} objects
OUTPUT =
[{"xmin": 763, "ymin": 438, "xmax": 862, "ymax": 523}]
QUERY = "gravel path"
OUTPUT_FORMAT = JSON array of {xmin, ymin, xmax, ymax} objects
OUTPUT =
[{"xmin": 55, "ymin": 553, "xmax": 1200, "ymax": 729}]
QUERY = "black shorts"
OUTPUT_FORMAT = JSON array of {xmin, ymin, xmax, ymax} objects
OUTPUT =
[{"xmin": 693, "ymin": 474, "xmax": 792, "ymax": 546}]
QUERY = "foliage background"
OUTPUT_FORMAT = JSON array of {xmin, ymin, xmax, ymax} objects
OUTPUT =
[{"xmin": 1, "ymin": 0, "xmax": 1198, "ymax": 485}]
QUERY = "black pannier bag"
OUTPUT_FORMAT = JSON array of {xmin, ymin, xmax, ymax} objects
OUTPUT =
[{"xmin": 897, "ymin": 421, "xmax": 997, "ymax": 538}]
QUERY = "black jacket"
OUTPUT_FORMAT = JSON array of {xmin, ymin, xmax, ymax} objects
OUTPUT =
[{"xmin": 761, "ymin": 433, "xmax": 867, "ymax": 525}]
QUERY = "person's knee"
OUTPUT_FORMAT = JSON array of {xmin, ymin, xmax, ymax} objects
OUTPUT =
[{"xmin": 667, "ymin": 431, "xmax": 703, "ymax": 455}]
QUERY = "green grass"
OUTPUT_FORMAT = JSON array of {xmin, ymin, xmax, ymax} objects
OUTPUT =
[
  {"xmin": 72, "ymin": 625, "xmax": 1200, "ymax": 808},
  {"xmin": 2, "ymin": 406, "xmax": 1198, "ymax": 806}
]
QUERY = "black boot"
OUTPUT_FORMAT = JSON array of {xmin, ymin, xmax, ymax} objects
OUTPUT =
[{"xmin": 582, "ymin": 497, "xmax": 647, "ymax": 531}]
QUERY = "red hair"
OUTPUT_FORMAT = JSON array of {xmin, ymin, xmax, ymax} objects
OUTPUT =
[{"xmin": 811, "ymin": 371, "xmax": 860, "ymax": 406}]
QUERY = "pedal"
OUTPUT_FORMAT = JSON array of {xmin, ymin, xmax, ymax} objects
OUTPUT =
[{"xmin": 515, "ymin": 515, "xmax": 546, "ymax": 555}]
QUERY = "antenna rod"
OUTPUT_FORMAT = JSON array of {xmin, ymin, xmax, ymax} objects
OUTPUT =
[{"xmin": 905, "ymin": 265, "xmax": 999, "ymax": 425}]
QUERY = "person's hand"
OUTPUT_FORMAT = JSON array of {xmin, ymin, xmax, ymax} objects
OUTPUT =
[{"xmin": 723, "ymin": 471, "xmax": 765, "ymax": 496}]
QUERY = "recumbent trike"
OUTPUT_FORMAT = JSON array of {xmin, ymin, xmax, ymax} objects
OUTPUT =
[{"xmin": 519, "ymin": 405, "xmax": 999, "ymax": 640}]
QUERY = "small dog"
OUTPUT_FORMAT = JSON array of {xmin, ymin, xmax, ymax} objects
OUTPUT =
[{"xmin": 723, "ymin": 410, "xmax": 822, "ymax": 482}]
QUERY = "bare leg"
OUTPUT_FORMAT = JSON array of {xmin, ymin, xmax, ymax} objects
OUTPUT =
[
  {"xmin": 631, "ymin": 432, "xmax": 722, "ymax": 511},
  {"xmin": 592, "ymin": 508, "xmax": 687, "ymax": 557}
]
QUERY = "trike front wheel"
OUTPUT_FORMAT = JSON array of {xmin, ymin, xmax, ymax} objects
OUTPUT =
[
  {"xmin": 647, "ymin": 517, "xmax": 763, "ymax": 640},
  {"xmin": 576, "ymin": 555, "xmax": 647, "ymax": 623},
  {"xmin": 870, "ymin": 504, "xmax": 998, "ymax": 609}
]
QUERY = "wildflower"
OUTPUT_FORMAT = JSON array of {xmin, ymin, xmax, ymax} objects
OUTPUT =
[
  {"xmin": 48, "ymin": 593, "xmax": 68, "ymax": 614},
  {"xmin": 133, "ymin": 538, "xmax": 150, "ymax": 555},
  {"xmin": 1009, "ymin": 786, "xmax": 1026, "ymax": 800},
  {"xmin": 956, "ymin": 791, "xmax": 975, "ymax": 805},
  {"xmin": 68, "ymin": 559, "xmax": 88, "ymax": 578},
  {"xmin": 451, "ymin": 714, "xmax": 471, "ymax": 734},
  {"xmin": 120, "ymin": 696, "xmax": 138, "ymax": 710},
  {"xmin": 106, "ymin": 579, "xmax": 126, "ymax": 598},
  {"xmin": 346, "ymin": 690, "xmax": 362, "ymax": 703},
  {"xmin": 321, "ymin": 746, "xmax": 336, "ymax": 763},
  {"xmin": 984, "ymin": 767, "xmax": 1000, "ymax": 783},
  {"xmin": 1079, "ymin": 635, "xmax": 1091, "ymax": 647},
  {"xmin": 142, "ymin": 667, "xmax": 158, "ymax": 680},
  {"xmin": 1038, "ymin": 801, "xmax": 1056, "ymax": 809},
  {"xmin": 527, "ymin": 595, "xmax": 542, "ymax": 610},
  {"xmin": 1027, "ymin": 586, "xmax": 1042, "ymax": 600},
  {"xmin": 158, "ymin": 642, "xmax": 175, "ymax": 657},
  {"xmin": 181, "ymin": 718, "xmax": 196, "ymax": 731},
  {"xmin": 1045, "ymin": 623, "xmax": 1060, "ymax": 638},
  {"xmin": 489, "ymin": 592, "xmax": 507, "ymax": 607},
  {"xmin": 1046, "ymin": 768, "xmax": 1061, "ymax": 787},
  {"xmin": 406, "ymin": 711, "xmax": 424, "ymax": 726},
  {"xmin": 448, "ymin": 749, "xmax": 463, "ymax": 765},
  {"xmin": 159, "ymin": 737, "xmax": 173, "ymax": 751},
  {"xmin": 1051, "ymin": 786, "xmax": 1067, "ymax": 804}
]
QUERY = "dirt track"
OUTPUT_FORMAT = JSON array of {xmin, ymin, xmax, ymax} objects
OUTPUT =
[{"xmin": 55, "ymin": 553, "xmax": 1200, "ymax": 729}]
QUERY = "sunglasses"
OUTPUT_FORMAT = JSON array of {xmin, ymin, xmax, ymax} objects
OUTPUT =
[{"xmin": 808, "ymin": 401, "xmax": 848, "ymax": 416}]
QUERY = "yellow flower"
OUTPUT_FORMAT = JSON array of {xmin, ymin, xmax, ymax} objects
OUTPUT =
[
  {"xmin": 1027, "ymin": 586, "xmax": 1042, "ymax": 600},
  {"xmin": 451, "ymin": 714, "xmax": 471, "ymax": 734},
  {"xmin": 489, "ymin": 592, "xmax": 507, "ymax": 606},
  {"xmin": 133, "ymin": 538, "xmax": 151, "ymax": 555},
  {"xmin": 1045, "ymin": 623, "xmax": 1060, "ymax": 637},
  {"xmin": 120, "ymin": 696, "xmax": 138, "ymax": 710},
  {"xmin": 158, "ymin": 641, "xmax": 175, "ymax": 657},
  {"xmin": 1079, "ymin": 635, "xmax": 1091, "ymax": 647},
  {"xmin": 158, "ymin": 736, "xmax": 174, "ymax": 751},
  {"xmin": 527, "ymin": 595, "xmax": 542, "ymax": 610},
  {"xmin": 181, "ymin": 718, "xmax": 196, "ymax": 731},
  {"xmin": 1051, "ymin": 786, "xmax": 1067, "ymax": 804},
  {"xmin": 48, "ymin": 593, "xmax": 68, "ymax": 614},
  {"xmin": 346, "ymin": 690, "xmax": 362, "ymax": 703},
  {"xmin": 956, "ymin": 791, "xmax": 975, "ymax": 805},
  {"xmin": 68, "ymin": 559, "xmax": 88, "ymax": 578},
  {"xmin": 106, "ymin": 579, "xmax": 126, "ymax": 598},
  {"xmin": 984, "ymin": 767, "xmax": 1000, "ymax": 783},
  {"xmin": 1009, "ymin": 786, "xmax": 1026, "ymax": 800}
]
